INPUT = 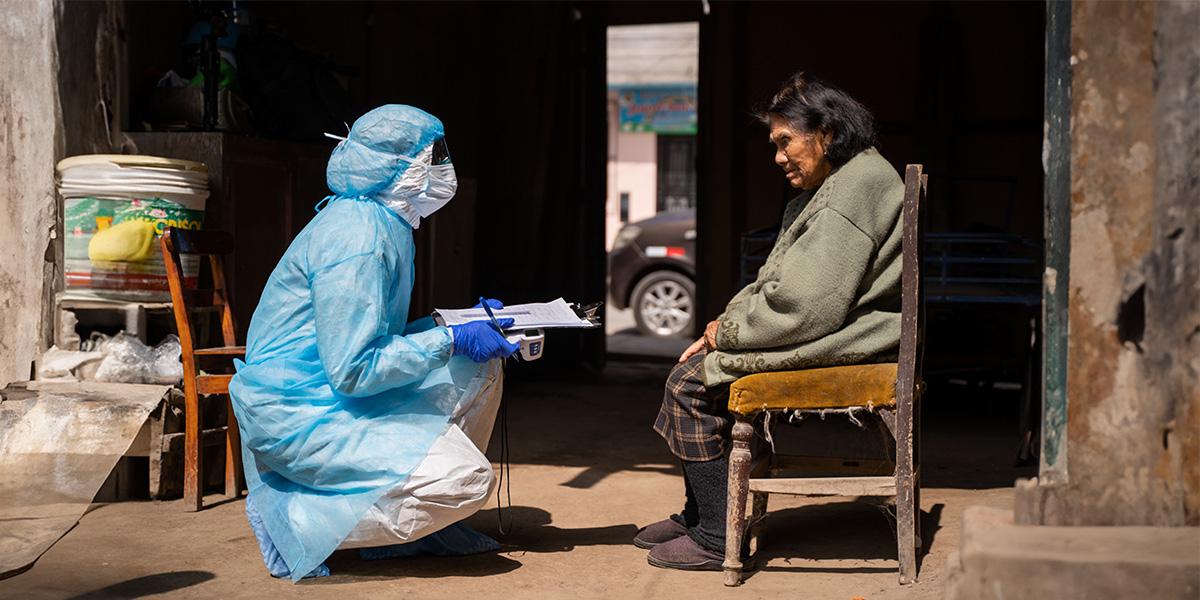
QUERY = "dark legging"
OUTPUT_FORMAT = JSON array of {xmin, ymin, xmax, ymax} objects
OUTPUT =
[{"xmin": 654, "ymin": 351, "xmax": 734, "ymax": 554}]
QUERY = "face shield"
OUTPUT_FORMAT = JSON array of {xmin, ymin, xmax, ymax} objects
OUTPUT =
[
  {"xmin": 377, "ymin": 138, "xmax": 458, "ymax": 228},
  {"xmin": 430, "ymin": 138, "xmax": 451, "ymax": 166}
]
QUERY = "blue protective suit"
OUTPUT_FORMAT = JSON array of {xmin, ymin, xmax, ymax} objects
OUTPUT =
[{"xmin": 229, "ymin": 105, "xmax": 494, "ymax": 581}]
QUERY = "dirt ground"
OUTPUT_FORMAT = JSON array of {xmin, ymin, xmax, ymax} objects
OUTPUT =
[{"xmin": 1, "ymin": 360, "xmax": 1032, "ymax": 599}]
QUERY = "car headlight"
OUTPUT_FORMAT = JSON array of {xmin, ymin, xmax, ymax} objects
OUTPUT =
[{"xmin": 612, "ymin": 225, "xmax": 642, "ymax": 250}]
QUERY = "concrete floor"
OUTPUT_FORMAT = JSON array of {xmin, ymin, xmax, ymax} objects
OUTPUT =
[
  {"xmin": 605, "ymin": 305, "xmax": 691, "ymax": 359},
  {"xmin": 0, "ymin": 361, "xmax": 1031, "ymax": 599}
]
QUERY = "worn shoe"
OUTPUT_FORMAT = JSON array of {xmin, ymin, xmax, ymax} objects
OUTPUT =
[
  {"xmin": 646, "ymin": 534, "xmax": 725, "ymax": 571},
  {"xmin": 633, "ymin": 517, "xmax": 689, "ymax": 549}
]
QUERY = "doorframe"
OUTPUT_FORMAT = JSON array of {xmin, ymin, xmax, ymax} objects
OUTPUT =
[{"xmin": 1041, "ymin": 0, "xmax": 1072, "ymax": 484}]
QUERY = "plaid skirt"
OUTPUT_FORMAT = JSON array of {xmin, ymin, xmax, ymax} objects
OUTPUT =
[{"xmin": 653, "ymin": 350, "xmax": 733, "ymax": 461}]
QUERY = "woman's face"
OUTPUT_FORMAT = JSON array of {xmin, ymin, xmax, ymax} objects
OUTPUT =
[{"xmin": 769, "ymin": 115, "xmax": 832, "ymax": 190}]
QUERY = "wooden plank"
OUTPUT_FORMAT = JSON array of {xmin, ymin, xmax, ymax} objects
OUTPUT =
[
  {"xmin": 897, "ymin": 164, "xmax": 923, "ymax": 412},
  {"xmin": 895, "ymin": 164, "xmax": 926, "ymax": 584},
  {"xmin": 57, "ymin": 297, "xmax": 173, "ymax": 310},
  {"xmin": 193, "ymin": 346, "xmax": 245, "ymax": 357},
  {"xmin": 196, "ymin": 374, "xmax": 232, "ymax": 396},
  {"xmin": 769, "ymin": 455, "xmax": 894, "ymax": 477},
  {"xmin": 748, "ymin": 475, "xmax": 896, "ymax": 497},
  {"xmin": 57, "ymin": 296, "xmax": 222, "ymax": 316}
]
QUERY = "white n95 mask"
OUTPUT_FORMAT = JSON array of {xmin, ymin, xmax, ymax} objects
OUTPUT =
[{"xmin": 378, "ymin": 143, "xmax": 458, "ymax": 229}]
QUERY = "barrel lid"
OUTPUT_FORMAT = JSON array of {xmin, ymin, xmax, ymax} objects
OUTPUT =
[{"xmin": 56, "ymin": 154, "xmax": 208, "ymax": 174}]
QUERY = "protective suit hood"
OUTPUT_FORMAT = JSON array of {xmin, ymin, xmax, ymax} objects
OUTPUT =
[{"xmin": 326, "ymin": 104, "xmax": 457, "ymax": 228}]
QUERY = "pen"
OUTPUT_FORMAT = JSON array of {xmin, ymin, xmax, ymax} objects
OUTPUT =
[{"xmin": 479, "ymin": 296, "xmax": 505, "ymax": 334}]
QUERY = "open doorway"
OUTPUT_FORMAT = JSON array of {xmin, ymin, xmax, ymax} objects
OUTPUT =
[{"xmin": 604, "ymin": 21, "xmax": 698, "ymax": 359}]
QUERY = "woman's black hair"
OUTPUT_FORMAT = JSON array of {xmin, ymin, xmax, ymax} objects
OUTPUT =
[{"xmin": 757, "ymin": 71, "xmax": 878, "ymax": 167}]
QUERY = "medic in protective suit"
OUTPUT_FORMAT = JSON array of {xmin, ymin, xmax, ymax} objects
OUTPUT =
[{"xmin": 229, "ymin": 105, "xmax": 520, "ymax": 581}]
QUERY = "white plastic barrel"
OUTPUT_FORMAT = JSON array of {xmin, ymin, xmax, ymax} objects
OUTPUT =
[{"xmin": 57, "ymin": 155, "xmax": 210, "ymax": 301}]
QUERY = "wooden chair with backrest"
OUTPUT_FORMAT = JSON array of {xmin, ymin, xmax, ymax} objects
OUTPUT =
[
  {"xmin": 160, "ymin": 227, "xmax": 246, "ymax": 512},
  {"xmin": 722, "ymin": 164, "xmax": 927, "ymax": 586}
]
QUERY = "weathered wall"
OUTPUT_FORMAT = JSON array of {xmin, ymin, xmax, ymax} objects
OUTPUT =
[
  {"xmin": 57, "ymin": 1, "xmax": 126, "ymax": 157},
  {"xmin": 1145, "ymin": 0, "xmax": 1200, "ymax": 526},
  {"xmin": 0, "ymin": 2, "xmax": 62, "ymax": 387},
  {"xmin": 1019, "ymin": 0, "xmax": 1199, "ymax": 526},
  {"xmin": 1063, "ymin": 0, "xmax": 1160, "ymax": 524},
  {"xmin": 0, "ymin": 1, "xmax": 125, "ymax": 388}
]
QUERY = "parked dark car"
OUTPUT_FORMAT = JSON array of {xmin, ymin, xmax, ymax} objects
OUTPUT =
[{"xmin": 608, "ymin": 209, "xmax": 696, "ymax": 338}]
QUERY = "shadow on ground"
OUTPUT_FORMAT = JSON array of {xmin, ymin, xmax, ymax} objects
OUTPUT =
[
  {"xmin": 465, "ymin": 506, "xmax": 640, "ymax": 553},
  {"xmin": 310, "ymin": 501, "xmax": 943, "ymax": 584},
  {"xmin": 64, "ymin": 571, "xmax": 215, "ymax": 599},
  {"xmin": 739, "ymin": 502, "xmax": 944, "ymax": 582},
  {"xmin": 315, "ymin": 505, "xmax": 638, "ymax": 583},
  {"xmin": 317, "ymin": 552, "xmax": 521, "ymax": 583}
]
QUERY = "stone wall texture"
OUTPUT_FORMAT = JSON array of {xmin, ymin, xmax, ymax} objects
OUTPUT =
[
  {"xmin": 0, "ymin": 2, "xmax": 62, "ymax": 387},
  {"xmin": 1146, "ymin": 0, "xmax": 1200, "ymax": 527},
  {"xmin": 1022, "ymin": 0, "xmax": 1199, "ymax": 526}
]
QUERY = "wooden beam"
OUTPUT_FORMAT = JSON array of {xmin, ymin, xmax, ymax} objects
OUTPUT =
[{"xmin": 748, "ymin": 476, "xmax": 897, "ymax": 497}]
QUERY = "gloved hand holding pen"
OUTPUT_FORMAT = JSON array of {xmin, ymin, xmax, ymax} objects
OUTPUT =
[
  {"xmin": 474, "ymin": 298, "xmax": 504, "ymax": 310},
  {"xmin": 450, "ymin": 318, "xmax": 520, "ymax": 363}
]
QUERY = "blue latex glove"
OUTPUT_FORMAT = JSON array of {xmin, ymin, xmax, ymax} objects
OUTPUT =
[
  {"xmin": 451, "ymin": 318, "xmax": 520, "ymax": 363},
  {"xmin": 473, "ymin": 298, "xmax": 504, "ymax": 309}
]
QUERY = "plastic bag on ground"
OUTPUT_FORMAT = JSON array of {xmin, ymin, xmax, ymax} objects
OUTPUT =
[
  {"xmin": 37, "ymin": 346, "xmax": 105, "ymax": 381},
  {"xmin": 94, "ymin": 334, "xmax": 155, "ymax": 383},
  {"xmin": 149, "ymin": 335, "xmax": 184, "ymax": 384},
  {"xmin": 93, "ymin": 333, "xmax": 183, "ymax": 384}
]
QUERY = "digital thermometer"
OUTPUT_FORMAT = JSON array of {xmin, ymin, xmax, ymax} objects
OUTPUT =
[{"xmin": 505, "ymin": 329, "xmax": 545, "ymax": 361}]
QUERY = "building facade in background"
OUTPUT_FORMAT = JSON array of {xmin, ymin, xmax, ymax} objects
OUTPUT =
[{"xmin": 605, "ymin": 22, "xmax": 697, "ymax": 249}]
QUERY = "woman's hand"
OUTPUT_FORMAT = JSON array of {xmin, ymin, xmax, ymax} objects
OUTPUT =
[
  {"xmin": 678, "ymin": 320, "xmax": 721, "ymax": 363},
  {"xmin": 678, "ymin": 337, "xmax": 706, "ymax": 364},
  {"xmin": 703, "ymin": 319, "xmax": 720, "ymax": 350}
]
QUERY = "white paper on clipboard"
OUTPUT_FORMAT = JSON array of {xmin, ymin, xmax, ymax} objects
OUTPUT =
[{"xmin": 434, "ymin": 298, "xmax": 595, "ymax": 329}]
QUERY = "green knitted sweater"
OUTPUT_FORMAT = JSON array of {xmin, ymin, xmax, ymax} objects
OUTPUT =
[{"xmin": 704, "ymin": 148, "xmax": 904, "ymax": 387}]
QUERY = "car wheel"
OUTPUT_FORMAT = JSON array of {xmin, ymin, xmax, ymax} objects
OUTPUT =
[{"xmin": 631, "ymin": 271, "xmax": 695, "ymax": 339}]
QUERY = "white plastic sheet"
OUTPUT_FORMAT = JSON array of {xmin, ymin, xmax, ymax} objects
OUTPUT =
[
  {"xmin": 0, "ymin": 382, "xmax": 170, "ymax": 579},
  {"xmin": 339, "ymin": 362, "xmax": 504, "ymax": 549}
]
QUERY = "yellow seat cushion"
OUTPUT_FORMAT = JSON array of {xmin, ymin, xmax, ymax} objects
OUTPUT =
[{"xmin": 728, "ymin": 363, "xmax": 898, "ymax": 416}]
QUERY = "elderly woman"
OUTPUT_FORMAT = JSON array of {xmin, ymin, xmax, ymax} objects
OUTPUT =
[{"xmin": 637, "ymin": 72, "xmax": 906, "ymax": 571}]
